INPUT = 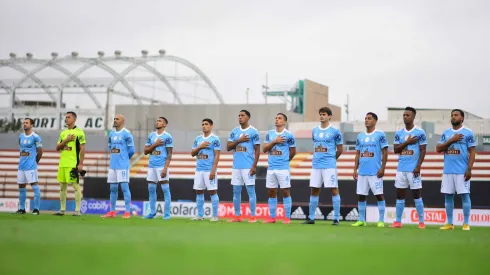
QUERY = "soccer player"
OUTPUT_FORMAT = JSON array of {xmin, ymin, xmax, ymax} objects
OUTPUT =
[
  {"xmin": 143, "ymin": 117, "xmax": 173, "ymax": 219},
  {"xmin": 303, "ymin": 107, "xmax": 343, "ymax": 225},
  {"xmin": 227, "ymin": 110, "xmax": 260, "ymax": 223},
  {"xmin": 15, "ymin": 118, "xmax": 43, "ymax": 215},
  {"xmin": 262, "ymin": 113, "xmax": 296, "ymax": 224},
  {"xmin": 352, "ymin": 112, "xmax": 388, "ymax": 227},
  {"xmin": 53, "ymin": 112, "xmax": 86, "ymax": 216},
  {"xmin": 436, "ymin": 109, "xmax": 475, "ymax": 231},
  {"xmin": 102, "ymin": 114, "xmax": 135, "ymax": 219},
  {"xmin": 391, "ymin": 107, "xmax": 427, "ymax": 229},
  {"xmin": 190, "ymin": 118, "xmax": 221, "ymax": 221}
]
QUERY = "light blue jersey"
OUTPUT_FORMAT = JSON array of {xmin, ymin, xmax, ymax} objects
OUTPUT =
[
  {"xmin": 311, "ymin": 125, "xmax": 343, "ymax": 169},
  {"xmin": 356, "ymin": 130, "xmax": 389, "ymax": 176},
  {"xmin": 108, "ymin": 128, "xmax": 135, "ymax": 169},
  {"xmin": 439, "ymin": 127, "xmax": 476, "ymax": 174},
  {"xmin": 193, "ymin": 134, "xmax": 221, "ymax": 172},
  {"xmin": 264, "ymin": 129, "xmax": 296, "ymax": 170},
  {"xmin": 145, "ymin": 131, "xmax": 174, "ymax": 168},
  {"xmin": 228, "ymin": 126, "xmax": 260, "ymax": 169},
  {"xmin": 18, "ymin": 132, "xmax": 42, "ymax": 171},
  {"xmin": 394, "ymin": 127, "xmax": 427, "ymax": 172}
]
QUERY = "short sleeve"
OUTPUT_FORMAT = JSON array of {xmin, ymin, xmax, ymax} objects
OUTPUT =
[
  {"xmin": 264, "ymin": 133, "xmax": 270, "ymax": 144},
  {"xmin": 379, "ymin": 133, "xmax": 389, "ymax": 148},
  {"xmin": 355, "ymin": 136, "xmax": 361, "ymax": 151},
  {"xmin": 287, "ymin": 133, "xmax": 296, "ymax": 148},
  {"xmin": 165, "ymin": 135, "xmax": 174, "ymax": 148},
  {"xmin": 126, "ymin": 132, "xmax": 135, "ymax": 147},
  {"xmin": 252, "ymin": 130, "xmax": 260, "ymax": 145},
  {"xmin": 335, "ymin": 129, "xmax": 343, "ymax": 145},
  {"xmin": 311, "ymin": 129, "xmax": 315, "ymax": 141},
  {"xmin": 145, "ymin": 134, "xmax": 152, "ymax": 146},
  {"xmin": 439, "ymin": 132, "xmax": 446, "ymax": 144},
  {"xmin": 213, "ymin": 138, "xmax": 221, "ymax": 151},
  {"xmin": 78, "ymin": 130, "xmax": 86, "ymax": 145},
  {"xmin": 418, "ymin": 130, "xmax": 428, "ymax": 146},
  {"xmin": 192, "ymin": 137, "xmax": 198, "ymax": 149},
  {"xmin": 394, "ymin": 132, "xmax": 401, "ymax": 145},
  {"xmin": 228, "ymin": 130, "xmax": 235, "ymax": 142},
  {"xmin": 35, "ymin": 135, "xmax": 43, "ymax": 148},
  {"xmin": 467, "ymin": 131, "xmax": 476, "ymax": 148},
  {"xmin": 58, "ymin": 132, "xmax": 64, "ymax": 144}
]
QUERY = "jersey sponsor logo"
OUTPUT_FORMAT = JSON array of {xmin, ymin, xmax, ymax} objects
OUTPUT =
[
  {"xmin": 197, "ymin": 154, "xmax": 209, "ymax": 159},
  {"xmin": 400, "ymin": 149, "xmax": 414, "ymax": 155},
  {"xmin": 410, "ymin": 209, "xmax": 446, "ymax": 223},
  {"xmin": 151, "ymin": 150, "xmax": 161, "ymax": 156},
  {"xmin": 270, "ymin": 149, "xmax": 282, "ymax": 156},
  {"xmin": 63, "ymin": 146, "xmax": 72, "ymax": 151},
  {"xmin": 110, "ymin": 147, "xmax": 120, "ymax": 154},
  {"xmin": 236, "ymin": 145, "xmax": 247, "ymax": 152},
  {"xmin": 446, "ymin": 146, "xmax": 460, "ymax": 155},
  {"xmin": 19, "ymin": 151, "xmax": 30, "ymax": 157},
  {"xmin": 361, "ymin": 150, "xmax": 374, "ymax": 158},
  {"xmin": 314, "ymin": 145, "xmax": 328, "ymax": 152}
]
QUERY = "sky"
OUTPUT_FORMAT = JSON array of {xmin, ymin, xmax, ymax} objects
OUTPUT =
[{"xmin": 0, "ymin": 0, "xmax": 489, "ymax": 121}]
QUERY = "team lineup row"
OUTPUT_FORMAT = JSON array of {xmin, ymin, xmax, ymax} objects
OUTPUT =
[{"xmin": 15, "ymin": 107, "xmax": 475, "ymax": 230}]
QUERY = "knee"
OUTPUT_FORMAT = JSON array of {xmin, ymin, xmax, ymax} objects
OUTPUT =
[
  {"xmin": 72, "ymin": 183, "xmax": 80, "ymax": 192},
  {"xmin": 60, "ymin": 183, "xmax": 68, "ymax": 191},
  {"xmin": 110, "ymin": 184, "xmax": 118, "ymax": 193}
]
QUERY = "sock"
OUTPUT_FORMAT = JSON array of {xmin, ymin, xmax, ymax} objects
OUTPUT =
[
  {"xmin": 461, "ymin": 193, "xmax": 471, "ymax": 224},
  {"xmin": 31, "ymin": 185, "xmax": 40, "ymax": 210},
  {"xmin": 396, "ymin": 199, "xmax": 405, "ymax": 223},
  {"xmin": 161, "ymin": 183, "xmax": 171, "ymax": 217},
  {"xmin": 109, "ymin": 183, "xmax": 118, "ymax": 211},
  {"xmin": 148, "ymin": 183, "xmax": 157, "ymax": 214},
  {"xmin": 332, "ymin": 194, "xmax": 341, "ymax": 221},
  {"xmin": 309, "ymin": 195, "xmax": 319, "ymax": 220},
  {"xmin": 377, "ymin": 200, "xmax": 386, "ymax": 222},
  {"xmin": 211, "ymin": 194, "xmax": 219, "ymax": 217},
  {"xmin": 284, "ymin": 196, "xmax": 292, "ymax": 218},
  {"xmin": 358, "ymin": 201, "xmax": 367, "ymax": 222},
  {"xmin": 414, "ymin": 198, "xmax": 424, "ymax": 223},
  {"xmin": 233, "ymin": 185, "xmax": 242, "ymax": 216},
  {"xmin": 445, "ymin": 194, "xmax": 455, "ymax": 224},
  {"xmin": 268, "ymin": 197, "xmax": 277, "ymax": 219},
  {"xmin": 196, "ymin": 194, "xmax": 204, "ymax": 217},
  {"xmin": 60, "ymin": 183, "xmax": 67, "ymax": 212},
  {"xmin": 19, "ymin": 187, "xmax": 27, "ymax": 210},
  {"xmin": 246, "ymin": 185, "xmax": 256, "ymax": 217},
  {"xmin": 120, "ymin": 182, "xmax": 131, "ymax": 212},
  {"xmin": 73, "ymin": 183, "xmax": 82, "ymax": 212}
]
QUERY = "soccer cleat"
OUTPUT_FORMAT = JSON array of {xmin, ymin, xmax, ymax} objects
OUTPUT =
[
  {"xmin": 227, "ymin": 216, "xmax": 243, "ymax": 223},
  {"xmin": 262, "ymin": 218, "xmax": 276, "ymax": 224},
  {"xmin": 190, "ymin": 216, "xmax": 204, "ymax": 221},
  {"xmin": 72, "ymin": 212, "xmax": 81, "ymax": 217},
  {"xmin": 302, "ymin": 219, "xmax": 315, "ymax": 225},
  {"xmin": 377, "ymin": 221, "xmax": 385, "ymax": 228},
  {"xmin": 418, "ymin": 222, "xmax": 426, "ymax": 229},
  {"xmin": 15, "ymin": 209, "xmax": 26, "ymax": 215},
  {"xmin": 462, "ymin": 224, "xmax": 470, "ymax": 231},
  {"xmin": 31, "ymin": 209, "xmax": 40, "ymax": 215},
  {"xmin": 439, "ymin": 224, "xmax": 454, "ymax": 230},
  {"xmin": 163, "ymin": 214, "xmax": 171, "ymax": 220},
  {"xmin": 351, "ymin": 221, "xmax": 366, "ymax": 227},
  {"xmin": 248, "ymin": 217, "xmax": 257, "ymax": 223},
  {"xmin": 282, "ymin": 218, "xmax": 291, "ymax": 224},
  {"xmin": 53, "ymin": 211, "xmax": 65, "ymax": 216},
  {"xmin": 332, "ymin": 220, "xmax": 339, "ymax": 226},
  {"xmin": 390, "ymin": 222, "xmax": 403, "ymax": 228},
  {"xmin": 101, "ymin": 211, "xmax": 116, "ymax": 218},
  {"xmin": 210, "ymin": 217, "xmax": 219, "ymax": 222},
  {"xmin": 143, "ymin": 213, "xmax": 156, "ymax": 219},
  {"xmin": 122, "ymin": 212, "xmax": 131, "ymax": 219}
]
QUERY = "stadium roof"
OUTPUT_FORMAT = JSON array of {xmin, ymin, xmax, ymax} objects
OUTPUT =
[{"xmin": 387, "ymin": 107, "xmax": 484, "ymax": 119}]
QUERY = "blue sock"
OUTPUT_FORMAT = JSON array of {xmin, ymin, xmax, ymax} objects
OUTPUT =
[
  {"xmin": 332, "ymin": 194, "xmax": 341, "ymax": 221},
  {"xmin": 148, "ymin": 183, "xmax": 157, "ymax": 214},
  {"xmin": 109, "ymin": 183, "xmax": 118, "ymax": 211},
  {"xmin": 211, "ymin": 194, "xmax": 219, "ymax": 217},
  {"xmin": 377, "ymin": 200, "xmax": 386, "ymax": 222},
  {"xmin": 358, "ymin": 201, "xmax": 367, "ymax": 222},
  {"xmin": 461, "ymin": 194, "xmax": 471, "ymax": 224},
  {"xmin": 196, "ymin": 194, "xmax": 204, "ymax": 217},
  {"xmin": 161, "ymin": 183, "xmax": 171, "ymax": 218},
  {"xmin": 445, "ymin": 194, "xmax": 455, "ymax": 224},
  {"xmin": 284, "ymin": 196, "xmax": 292, "ymax": 218},
  {"xmin": 246, "ymin": 185, "xmax": 256, "ymax": 217},
  {"xmin": 396, "ymin": 199, "xmax": 405, "ymax": 223},
  {"xmin": 19, "ymin": 188, "xmax": 26, "ymax": 210},
  {"xmin": 414, "ymin": 198, "xmax": 424, "ymax": 223},
  {"xmin": 309, "ymin": 195, "xmax": 319, "ymax": 220},
  {"xmin": 120, "ymin": 182, "xmax": 131, "ymax": 212},
  {"xmin": 32, "ymin": 185, "xmax": 41, "ymax": 210},
  {"xmin": 233, "ymin": 185, "xmax": 242, "ymax": 216},
  {"xmin": 268, "ymin": 197, "xmax": 277, "ymax": 219}
]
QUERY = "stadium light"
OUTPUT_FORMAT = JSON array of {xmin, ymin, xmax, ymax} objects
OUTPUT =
[
  {"xmin": 51, "ymin": 52, "xmax": 58, "ymax": 59},
  {"xmin": 71, "ymin": 51, "xmax": 79, "ymax": 58},
  {"xmin": 98, "ymin": 51, "xmax": 104, "ymax": 58},
  {"xmin": 26, "ymin": 53, "xmax": 33, "ymax": 60},
  {"xmin": 9, "ymin": 53, "xmax": 16, "ymax": 59},
  {"xmin": 141, "ymin": 50, "xmax": 148, "ymax": 57},
  {"xmin": 159, "ymin": 49, "xmax": 166, "ymax": 56}
]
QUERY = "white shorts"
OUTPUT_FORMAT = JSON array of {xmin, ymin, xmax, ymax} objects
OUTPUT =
[
  {"xmin": 107, "ymin": 169, "xmax": 130, "ymax": 183},
  {"xmin": 231, "ymin": 169, "xmax": 256, "ymax": 186},
  {"xmin": 193, "ymin": 171, "xmax": 218, "ymax": 191},
  {"xmin": 357, "ymin": 175, "xmax": 384, "ymax": 196},
  {"xmin": 441, "ymin": 174, "xmax": 470, "ymax": 194},
  {"xmin": 266, "ymin": 170, "xmax": 291, "ymax": 189},
  {"xmin": 17, "ymin": 170, "xmax": 38, "ymax": 184},
  {"xmin": 395, "ymin": 171, "xmax": 422, "ymax": 189},
  {"xmin": 146, "ymin": 167, "xmax": 170, "ymax": 182},
  {"xmin": 309, "ymin": 168, "xmax": 338, "ymax": 188}
]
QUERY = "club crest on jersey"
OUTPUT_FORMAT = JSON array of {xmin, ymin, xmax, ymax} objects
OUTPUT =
[
  {"xmin": 319, "ymin": 132, "xmax": 324, "ymax": 138},
  {"xmin": 447, "ymin": 146, "xmax": 460, "ymax": 155},
  {"xmin": 23, "ymin": 139, "xmax": 27, "ymax": 144},
  {"xmin": 364, "ymin": 137, "xmax": 369, "ymax": 142},
  {"xmin": 113, "ymin": 136, "xmax": 118, "ymax": 140},
  {"xmin": 361, "ymin": 150, "xmax": 374, "ymax": 158},
  {"xmin": 405, "ymin": 135, "xmax": 409, "ymax": 141}
]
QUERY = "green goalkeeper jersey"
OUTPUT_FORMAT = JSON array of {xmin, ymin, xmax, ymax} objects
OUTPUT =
[{"xmin": 58, "ymin": 126, "xmax": 86, "ymax": 168}]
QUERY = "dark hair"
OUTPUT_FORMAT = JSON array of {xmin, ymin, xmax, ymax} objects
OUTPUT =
[
  {"xmin": 66, "ymin": 111, "xmax": 77, "ymax": 118},
  {"xmin": 159, "ymin": 116, "xmax": 168, "ymax": 124},
  {"xmin": 24, "ymin": 118, "xmax": 34, "ymax": 125},
  {"xmin": 277, "ymin": 112, "xmax": 288, "ymax": 121},
  {"xmin": 366, "ymin": 112, "xmax": 378, "ymax": 121},
  {"xmin": 405, "ymin": 106, "xmax": 416, "ymax": 115},
  {"xmin": 202, "ymin": 118, "xmax": 213, "ymax": 125},
  {"xmin": 451, "ymin": 109, "xmax": 464, "ymax": 118},
  {"xmin": 240, "ymin": 110, "xmax": 251, "ymax": 118},
  {"xmin": 319, "ymin": 107, "xmax": 333, "ymax": 116}
]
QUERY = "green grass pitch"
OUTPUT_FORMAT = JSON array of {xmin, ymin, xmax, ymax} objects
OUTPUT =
[{"xmin": 0, "ymin": 213, "xmax": 489, "ymax": 275}]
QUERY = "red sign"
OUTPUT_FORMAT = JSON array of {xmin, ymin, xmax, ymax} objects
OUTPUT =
[
  {"xmin": 411, "ymin": 210, "xmax": 446, "ymax": 223},
  {"xmin": 219, "ymin": 203, "xmax": 285, "ymax": 219}
]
